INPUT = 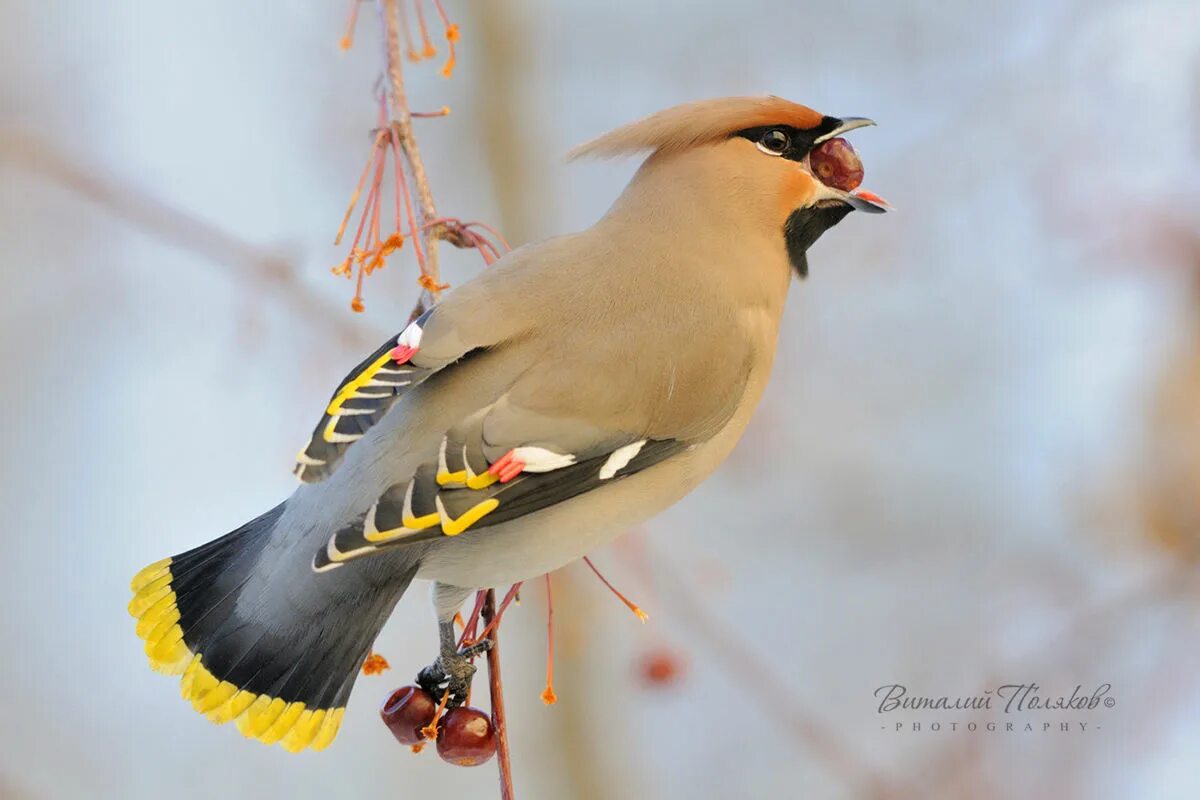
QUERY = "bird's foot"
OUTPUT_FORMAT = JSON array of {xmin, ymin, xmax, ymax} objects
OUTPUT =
[{"xmin": 416, "ymin": 640, "xmax": 492, "ymax": 707}]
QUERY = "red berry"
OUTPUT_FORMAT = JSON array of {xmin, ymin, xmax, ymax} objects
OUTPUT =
[
  {"xmin": 381, "ymin": 685, "xmax": 437, "ymax": 746},
  {"xmin": 640, "ymin": 649, "xmax": 684, "ymax": 687},
  {"xmin": 436, "ymin": 706, "xmax": 496, "ymax": 767},
  {"xmin": 808, "ymin": 137, "xmax": 864, "ymax": 192}
]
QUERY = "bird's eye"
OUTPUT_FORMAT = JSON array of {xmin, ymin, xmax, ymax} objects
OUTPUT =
[{"xmin": 757, "ymin": 128, "xmax": 790, "ymax": 156}]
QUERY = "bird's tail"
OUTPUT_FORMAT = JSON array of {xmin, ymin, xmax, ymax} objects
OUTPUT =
[{"xmin": 128, "ymin": 503, "xmax": 420, "ymax": 752}]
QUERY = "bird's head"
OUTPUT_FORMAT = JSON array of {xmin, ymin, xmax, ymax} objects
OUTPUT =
[{"xmin": 570, "ymin": 96, "xmax": 888, "ymax": 277}]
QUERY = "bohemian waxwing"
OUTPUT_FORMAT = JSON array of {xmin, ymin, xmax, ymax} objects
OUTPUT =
[{"xmin": 129, "ymin": 96, "xmax": 887, "ymax": 751}]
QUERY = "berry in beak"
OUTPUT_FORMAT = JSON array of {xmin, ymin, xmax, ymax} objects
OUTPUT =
[{"xmin": 809, "ymin": 120, "xmax": 889, "ymax": 213}]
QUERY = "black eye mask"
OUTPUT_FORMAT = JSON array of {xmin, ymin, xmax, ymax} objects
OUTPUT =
[{"xmin": 732, "ymin": 117, "xmax": 844, "ymax": 161}]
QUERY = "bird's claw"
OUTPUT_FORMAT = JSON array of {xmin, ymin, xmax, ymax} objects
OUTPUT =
[
  {"xmin": 459, "ymin": 639, "xmax": 492, "ymax": 659},
  {"xmin": 416, "ymin": 641, "xmax": 491, "ymax": 707}
]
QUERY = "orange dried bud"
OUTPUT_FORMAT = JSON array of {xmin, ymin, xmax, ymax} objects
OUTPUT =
[
  {"xmin": 366, "ymin": 252, "xmax": 387, "ymax": 275},
  {"xmin": 339, "ymin": 0, "xmax": 359, "ymax": 52},
  {"xmin": 421, "ymin": 689, "xmax": 452, "ymax": 741},
  {"xmin": 331, "ymin": 258, "xmax": 353, "ymax": 277},
  {"xmin": 362, "ymin": 652, "xmax": 390, "ymax": 675},
  {"xmin": 441, "ymin": 58, "xmax": 456, "ymax": 79},
  {"xmin": 351, "ymin": 296, "xmax": 365, "ymax": 313},
  {"xmin": 418, "ymin": 274, "xmax": 450, "ymax": 292},
  {"xmin": 379, "ymin": 232, "xmax": 405, "ymax": 256},
  {"xmin": 541, "ymin": 686, "xmax": 557, "ymax": 705},
  {"xmin": 445, "ymin": 24, "xmax": 460, "ymax": 42}
]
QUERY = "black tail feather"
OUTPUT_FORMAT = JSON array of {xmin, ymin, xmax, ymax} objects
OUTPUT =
[{"xmin": 129, "ymin": 502, "xmax": 420, "ymax": 751}]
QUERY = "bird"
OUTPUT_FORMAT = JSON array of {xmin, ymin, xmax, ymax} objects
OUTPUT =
[{"xmin": 128, "ymin": 95, "xmax": 887, "ymax": 752}]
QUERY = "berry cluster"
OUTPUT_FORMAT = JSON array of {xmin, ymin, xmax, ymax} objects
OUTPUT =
[{"xmin": 381, "ymin": 685, "xmax": 497, "ymax": 767}]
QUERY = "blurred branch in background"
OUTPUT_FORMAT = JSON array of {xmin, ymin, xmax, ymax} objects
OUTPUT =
[
  {"xmin": 1139, "ymin": 226, "xmax": 1200, "ymax": 560},
  {"xmin": 628, "ymin": 539, "xmax": 916, "ymax": 800},
  {"xmin": 0, "ymin": 129, "xmax": 376, "ymax": 349}
]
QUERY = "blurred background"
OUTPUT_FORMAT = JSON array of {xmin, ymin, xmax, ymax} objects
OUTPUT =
[{"xmin": 2, "ymin": 1, "xmax": 1198, "ymax": 798}]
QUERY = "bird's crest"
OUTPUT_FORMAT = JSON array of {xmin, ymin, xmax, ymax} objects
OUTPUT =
[{"xmin": 568, "ymin": 96, "xmax": 825, "ymax": 160}]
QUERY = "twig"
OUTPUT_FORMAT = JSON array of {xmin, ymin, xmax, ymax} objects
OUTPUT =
[
  {"xmin": 474, "ymin": 582, "xmax": 523, "ymax": 643},
  {"xmin": 582, "ymin": 556, "xmax": 648, "ymax": 621},
  {"xmin": 379, "ymin": 0, "xmax": 445, "ymax": 307},
  {"xmin": 481, "ymin": 589, "xmax": 515, "ymax": 800},
  {"xmin": 541, "ymin": 574, "xmax": 557, "ymax": 705}
]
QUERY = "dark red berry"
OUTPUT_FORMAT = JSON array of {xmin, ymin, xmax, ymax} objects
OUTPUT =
[
  {"xmin": 381, "ymin": 685, "xmax": 437, "ymax": 746},
  {"xmin": 808, "ymin": 137, "xmax": 864, "ymax": 192},
  {"xmin": 436, "ymin": 706, "xmax": 496, "ymax": 766}
]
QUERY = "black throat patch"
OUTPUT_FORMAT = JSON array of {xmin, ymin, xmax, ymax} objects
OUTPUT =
[{"xmin": 783, "ymin": 204, "xmax": 852, "ymax": 278}]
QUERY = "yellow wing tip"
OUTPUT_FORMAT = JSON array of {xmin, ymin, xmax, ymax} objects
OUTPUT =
[
  {"xmin": 441, "ymin": 498, "xmax": 500, "ymax": 536},
  {"xmin": 465, "ymin": 471, "xmax": 498, "ymax": 490},
  {"xmin": 130, "ymin": 561, "xmax": 342, "ymax": 753},
  {"xmin": 436, "ymin": 469, "xmax": 468, "ymax": 487},
  {"xmin": 402, "ymin": 511, "xmax": 442, "ymax": 530}
]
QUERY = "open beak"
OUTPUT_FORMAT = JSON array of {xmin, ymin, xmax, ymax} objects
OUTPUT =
[{"xmin": 815, "ymin": 116, "xmax": 890, "ymax": 213}]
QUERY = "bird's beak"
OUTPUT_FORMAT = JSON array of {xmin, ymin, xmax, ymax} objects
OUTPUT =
[
  {"xmin": 813, "ymin": 117, "xmax": 876, "ymax": 145},
  {"xmin": 844, "ymin": 189, "xmax": 890, "ymax": 214},
  {"xmin": 814, "ymin": 116, "xmax": 890, "ymax": 214}
]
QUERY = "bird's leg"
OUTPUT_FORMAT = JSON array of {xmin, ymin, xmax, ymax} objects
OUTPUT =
[
  {"xmin": 417, "ymin": 582, "xmax": 495, "ymax": 707},
  {"xmin": 416, "ymin": 620, "xmax": 491, "ymax": 706}
]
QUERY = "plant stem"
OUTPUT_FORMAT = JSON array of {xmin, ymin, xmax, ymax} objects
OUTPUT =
[
  {"xmin": 481, "ymin": 589, "xmax": 515, "ymax": 799},
  {"xmin": 379, "ymin": 0, "xmax": 445, "ymax": 305}
]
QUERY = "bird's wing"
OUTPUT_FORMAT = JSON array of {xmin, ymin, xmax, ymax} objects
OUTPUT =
[
  {"xmin": 303, "ymin": 241, "xmax": 762, "ymax": 568},
  {"xmin": 312, "ymin": 397, "xmax": 691, "ymax": 571},
  {"xmin": 293, "ymin": 289, "xmax": 519, "ymax": 483}
]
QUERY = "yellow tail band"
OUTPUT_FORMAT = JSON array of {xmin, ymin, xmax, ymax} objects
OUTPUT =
[{"xmin": 129, "ymin": 558, "xmax": 344, "ymax": 752}]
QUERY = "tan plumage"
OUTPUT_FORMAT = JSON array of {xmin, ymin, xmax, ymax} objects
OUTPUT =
[{"xmin": 129, "ymin": 96, "xmax": 887, "ymax": 751}]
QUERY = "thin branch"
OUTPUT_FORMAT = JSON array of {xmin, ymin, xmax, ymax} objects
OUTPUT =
[
  {"xmin": 542, "ymin": 574, "xmax": 557, "ymax": 705},
  {"xmin": 379, "ymin": 0, "xmax": 445, "ymax": 306},
  {"xmin": 474, "ymin": 582, "xmax": 523, "ymax": 643},
  {"xmin": 481, "ymin": 589, "xmax": 515, "ymax": 800}
]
